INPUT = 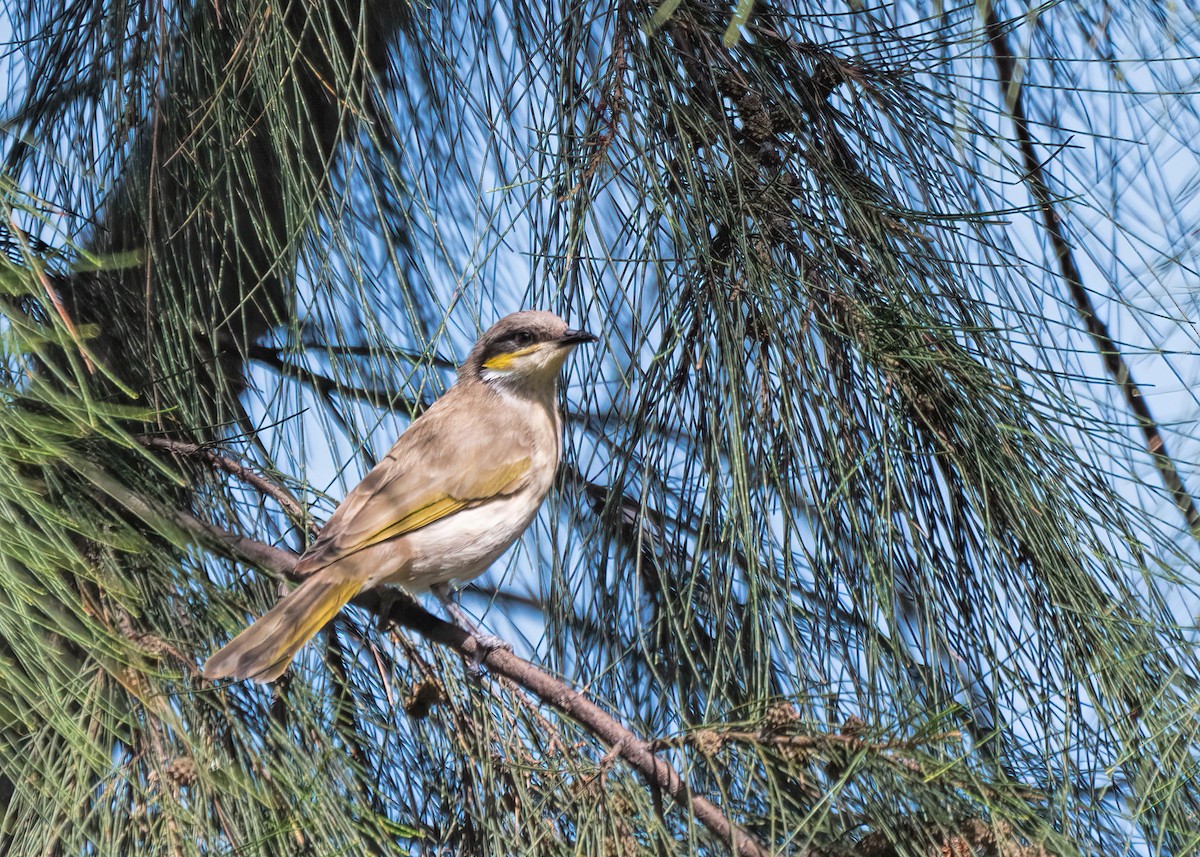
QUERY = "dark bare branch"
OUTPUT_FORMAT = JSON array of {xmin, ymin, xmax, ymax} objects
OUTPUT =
[
  {"xmin": 81, "ymin": 457, "xmax": 767, "ymax": 854},
  {"xmin": 983, "ymin": 3, "xmax": 1200, "ymax": 537}
]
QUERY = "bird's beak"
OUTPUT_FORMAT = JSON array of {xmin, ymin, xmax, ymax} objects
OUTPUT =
[{"xmin": 559, "ymin": 329, "xmax": 598, "ymax": 345}]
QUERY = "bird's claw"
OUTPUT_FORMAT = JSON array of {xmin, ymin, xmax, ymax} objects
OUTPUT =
[
  {"xmin": 471, "ymin": 632, "xmax": 511, "ymax": 654},
  {"xmin": 432, "ymin": 583, "xmax": 511, "ymax": 675},
  {"xmin": 465, "ymin": 632, "xmax": 511, "ymax": 677}
]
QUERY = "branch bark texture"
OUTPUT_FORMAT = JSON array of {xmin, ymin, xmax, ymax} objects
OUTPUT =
[{"xmin": 235, "ymin": 528, "xmax": 770, "ymax": 856}]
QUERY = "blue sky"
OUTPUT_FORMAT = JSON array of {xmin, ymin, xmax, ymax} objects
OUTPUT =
[{"xmin": 3, "ymin": 2, "xmax": 1200, "ymax": 850}]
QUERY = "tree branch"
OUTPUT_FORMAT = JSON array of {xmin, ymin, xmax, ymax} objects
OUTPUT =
[
  {"xmin": 238, "ymin": 529, "xmax": 771, "ymax": 855},
  {"xmin": 983, "ymin": 4, "xmax": 1200, "ymax": 536},
  {"xmin": 86, "ymin": 465, "xmax": 770, "ymax": 856}
]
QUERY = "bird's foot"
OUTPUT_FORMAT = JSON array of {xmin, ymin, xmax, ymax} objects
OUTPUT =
[
  {"xmin": 470, "ymin": 632, "xmax": 512, "ymax": 654},
  {"xmin": 464, "ymin": 632, "xmax": 511, "ymax": 679},
  {"xmin": 374, "ymin": 588, "xmax": 400, "ymax": 631},
  {"xmin": 432, "ymin": 584, "xmax": 509, "ymax": 675},
  {"xmin": 433, "ymin": 584, "xmax": 479, "ymax": 630}
]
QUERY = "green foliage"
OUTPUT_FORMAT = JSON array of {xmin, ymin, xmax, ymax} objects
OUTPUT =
[
  {"xmin": 3, "ymin": 0, "xmax": 1200, "ymax": 854},
  {"xmin": 0, "ymin": 237, "xmax": 418, "ymax": 853}
]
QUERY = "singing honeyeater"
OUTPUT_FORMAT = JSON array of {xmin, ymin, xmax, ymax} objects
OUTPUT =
[{"xmin": 204, "ymin": 310, "xmax": 596, "ymax": 682}]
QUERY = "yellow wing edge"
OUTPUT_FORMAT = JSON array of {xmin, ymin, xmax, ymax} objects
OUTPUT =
[{"xmin": 329, "ymin": 455, "xmax": 533, "ymax": 557}]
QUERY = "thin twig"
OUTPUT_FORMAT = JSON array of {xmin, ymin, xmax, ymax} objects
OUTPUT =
[
  {"xmin": 983, "ymin": 4, "xmax": 1200, "ymax": 537},
  {"xmin": 7, "ymin": 216, "xmax": 95, "ymax": 374},
  {"xmin": 247, "ymin": 344, "xmax": 425, "ymax": 414},
  {"xmin": 138, "ymin": 436, "xmax": 318, "ymax": 537},
  {"xmin": 651, "ymin": 728, "xmax": 961, "ymax": 754},
  {"xmin": 293, "ymin": 338, "xmax": 457, "ymax": 370}
]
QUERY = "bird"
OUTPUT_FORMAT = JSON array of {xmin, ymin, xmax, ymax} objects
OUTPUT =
[{"xmin": 203, "ymin": 310, "xmax": 596, "ymax": 682}]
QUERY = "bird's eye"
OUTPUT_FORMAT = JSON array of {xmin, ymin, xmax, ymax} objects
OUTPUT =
[{"xmin": 513, "ymin": 331, "xmax": 534, "ymax": 347}]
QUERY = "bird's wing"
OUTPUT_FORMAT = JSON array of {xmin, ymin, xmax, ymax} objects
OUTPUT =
[{"xmin": 296, "ymin": 389, "xmax": 532, "ymax": 573}]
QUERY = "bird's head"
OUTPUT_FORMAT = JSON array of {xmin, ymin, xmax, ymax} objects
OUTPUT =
[{"xmin": 462, "ymin": 310, "xmax": 597, "ymax": 392}]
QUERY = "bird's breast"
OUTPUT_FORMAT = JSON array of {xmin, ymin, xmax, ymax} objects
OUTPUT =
[
  {"xmin": 380, "ymin": 481, "xmax": 550, "ymax": 591},
  {"xmin": 372, "ymin": 398, "xmax": 560, "ymax": 592}
]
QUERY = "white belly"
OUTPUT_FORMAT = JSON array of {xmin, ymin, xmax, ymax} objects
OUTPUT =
[{"xmin": 368, "ymin": 488, "xmax": 545, "ymax": 591}]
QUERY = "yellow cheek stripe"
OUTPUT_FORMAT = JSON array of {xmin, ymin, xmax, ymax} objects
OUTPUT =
[{"xmin": 483, "ymin": 343, "xmax": 543, "ymax": 371}]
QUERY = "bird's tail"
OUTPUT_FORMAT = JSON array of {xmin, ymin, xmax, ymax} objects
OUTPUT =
[{"xmin": 203, "ymin": 569, "xmax": 362, "ymax": 683}]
